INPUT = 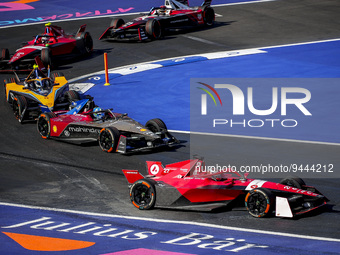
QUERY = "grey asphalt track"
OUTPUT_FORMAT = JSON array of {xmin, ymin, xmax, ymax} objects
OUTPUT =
[{"xmin": 1, "ymin": 0, "xmax": 339, "ymax": 239}]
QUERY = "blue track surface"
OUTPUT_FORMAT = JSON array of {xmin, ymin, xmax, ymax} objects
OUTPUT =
[
  {"xmin": 1, "ymin": 203, "xmax": 339, "ymax": 255},
  {"xmin": 0, "ymin": 0, "xmax": 264, "ymax": 27},
  {"xmin": 72, "ymin": 39, "xmax": 340, "ymax": 144}
]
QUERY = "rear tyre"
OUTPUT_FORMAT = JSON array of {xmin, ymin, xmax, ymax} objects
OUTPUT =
[
  {"xmin": 51, "ymin": 72, "xmax": 64, "ymax": 79},
  {"xmin": 37, "ymin": 112, "xmax": 56, "ymax": 139},
  {"xmin": 202, "ymin": 6, "xmax": 215, "ymax": 26},
  {"xmin": 245, "ymin": 188, "xmax": 274, "ymax": 218},
  {"xmin": 130, "ymin": 179, "xmax": 156, "ymax": 210},
  {"xmin": 279, "ymin": 176, "xmax": 306, "ymax": 189},
  {"xmin": 13, "ymin": 95, "xmax": 27, "ymax": 123},
  {"xmin": 81, "ymin": 32, "xmax": 93, "ymax": 54},
  {"xmin": 145, "ymin": 19, "xmax": 162, "ymax": 40},
  {"xmin": 64, "ymin": 90, "xmax": 80, "ymax": 104},
  {"xmin": 145, "ymin": 118, "xmax": 167, "ymax": 133},
  {"xmin": 99, "ymin": 127, "xmax": 120, "ymax": 153},
  {"xmin": 1, "ymin": 48, "xmax": 10, "ymax": 60},
  {"xmin": 110, "ymin": 18, "xmax": 125, "ymax": 29},
  {"xmin": 41, "ymin": 47, "xmax": 53, "ymax": 68}
]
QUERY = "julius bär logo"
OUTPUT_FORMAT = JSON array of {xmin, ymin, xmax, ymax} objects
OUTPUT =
[{"xmin": 196, "ymin": 80, "xmax": 312, "ymax": 128}]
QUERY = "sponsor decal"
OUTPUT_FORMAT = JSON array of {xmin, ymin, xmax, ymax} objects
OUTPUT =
[
  {"xmin": 0, "ymin": 1, "xmax": 37, "ymax": 13},
  {"xmin": 1, "ymin": 204, "xmax": 339, "ymax": 254},
  {"xmin": 68, "ymin": 126, "xmax": 100, "ymax": 134},
  {"xmin": 0, "ymin": 7, "xmax": 134, "ymax": 26},
  {"xmin": 2, "ymin": 232, "xmax": 95, "ymax": 252},
  {"xmin": 150, "ymin": 164, "xmax": 160, "ymax": 175},
  {"xmin": 52, "ymin": 125, "xmax": 57, "ymax": 133},
  {"xmin": 245, "ymin": 180, "xmax": 266, "ymax": 190}
]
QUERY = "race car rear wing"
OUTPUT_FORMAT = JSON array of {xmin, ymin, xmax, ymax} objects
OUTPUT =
[
  {"xmin": 202, "ymin": 0, "xmax": 212, "ymax": 6},
  {"xmin": 122, "ymin": 170, "xmax": 144, "ymax": 184}
]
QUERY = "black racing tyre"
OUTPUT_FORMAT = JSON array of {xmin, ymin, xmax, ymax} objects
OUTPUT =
[
  {"xmin": 129, "ymin": 179, "xmax": 156, "ymax": 210},
  {"xmin": 145, "ymin": 118, "xmax": 167, "ymax": 133},
  {"xmin": 110, "ymin": 18, "xmax": 125, "ymax": 29},
  {"xmin": 41, "ymin": 47, "xmax": 53, "ymax": 68},
  {"xmin": 145, "ymin": 19, "xmax": 162, "ymax": 40},
  {"xmin": 64, "ymin": 90, "xmax": 80, "ymax": 104},
  {"xmin": 81, "ymin": 32, "xmax": 93, "ymax": 54},
  {"xmin": 99, "ymin": 127, "xmax": 120, "ymax": 153},
  {"xmin": 1, "ymin": 48, "xmax": 10, "ymax": 60},
  {"xmin": 37, "ymin": 112, "xmax": 56, "ymax": 139},
  {"xmin": 202, "ymin": 6, "xmax": 215, "ymax": 26},
  {"xmin": 279, "ymin": 176, "xmax": 306, "ymax": 189},
  {"xmin": 13, "ymin": 95, "xmax": 27, "ymax": 123},
  {"xmin": 245, "ymin": 188, "xmax": 274, "ymax": 218},
  {"xmin": 51, "ymin": 72, "xmax": 64, "ymax": 79}
]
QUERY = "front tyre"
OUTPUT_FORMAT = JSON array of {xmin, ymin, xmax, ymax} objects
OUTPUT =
[
  {"xmin": 13, "ymin": 95, "xmax": 27, "ymax": 123},
  {"xmin": 110, "ymin": 18, "xmax": 125, "ymax": 29},
  {"xmin": 37, "ymin": 112, "xmax": 56, "ymax": 138},
  {"xmin": 99, "ymin": 127, "xmax": 120, "ymax": 153},
  {"xmin": 280, "ymin": 176, "xmax": 306, "ymax": 189},
  {"xmin": 245, "ymin": 188, "xmax": 274, "ymax": 218},
  {"xmin": 145, "ymin": 118, "xmax": 167, "ymax": 133},
  {"xmin": 130, "ymin": 179, "xmax": 156, "ymax": 210},
  {"xmin": 145, "ymin": 19, "xmax": 162, "ymax": 40}
]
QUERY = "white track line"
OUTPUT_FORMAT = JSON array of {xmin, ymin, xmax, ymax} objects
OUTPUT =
[
  {"xmin": 168, "ymin": 130, "xmax": 340, "ymax": 146},
  {"xmin": 1, "ymin": 202, "xmax": 339, "ymax": 242}
]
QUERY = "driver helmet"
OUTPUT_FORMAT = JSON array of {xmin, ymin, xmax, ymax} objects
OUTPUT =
[
  {"xmin": 93, "ymin": 107, "xmax": 105, "ymax": 120},
  {"xmin": 34, "ymin": 77, "xmax": 43, "ymax": 89}
]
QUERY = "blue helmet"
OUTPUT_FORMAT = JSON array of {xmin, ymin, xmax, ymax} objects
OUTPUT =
[{"xmin": 93, "ymin": 107, "xmax": 105, "ymax": 120}]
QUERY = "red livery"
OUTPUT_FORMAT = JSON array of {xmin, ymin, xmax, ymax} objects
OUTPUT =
[
  {"xmin": 123, "ymin": 158, "xmax": 328, "ymax": 218},
  {"xmin": 99, "ymin": 0, "xmax": 215, "ymax": 41},
  {"xmin": 1, "ymin": 23, "xmax": 93, "ymax": 71}
]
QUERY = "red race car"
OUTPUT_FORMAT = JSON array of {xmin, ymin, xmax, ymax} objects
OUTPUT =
[
  {"xmin": 1, "ymin": 23, "xmax": 93, "ymax": 71},
  {"xmin": 123, "ymin": 158, "xmax": 328, "ymax": 218},
  {"xmin": 99, "ymin": 0, "xmax": 215, "ymax": 41}
]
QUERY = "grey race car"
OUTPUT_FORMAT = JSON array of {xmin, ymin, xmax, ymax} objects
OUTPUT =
[{"xmin": 37, "ymin": 98, "xmax": 179, "ymax": 153}]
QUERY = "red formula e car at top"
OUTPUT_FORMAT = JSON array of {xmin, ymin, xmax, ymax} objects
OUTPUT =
[
  {"xmin": 99, "ymin": 0, "xmax": 215, "ymax": 41},
  {"xmin": 123, "ymin": 158, "xmax": 328, "ymax": 218},
  {"xmin": 0, "ymin": 23, "xmax": 93, "ymax": 71},
  {"xmin": 37, "ymin": 98, "xmax": 179, "ymax": 154}
]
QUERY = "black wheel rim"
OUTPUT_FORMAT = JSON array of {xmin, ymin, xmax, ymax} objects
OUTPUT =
[
  {"xmin": 133, "ymin": 183, "xmax": 152, "ymax": 206},
  {"xmin": 37, "ymin": 117, "xmax": 49, "ymax": 137},
  {"xmin": 247, "ymin": 192, "xmax": 267, "ymax": 216},
  {"xmin": 100, "ymin": 130, "xmax": 113, "ymax": 151},
  {"xmin": 147, "ymin": 124, "xmax": 158, "ymax": 133}
]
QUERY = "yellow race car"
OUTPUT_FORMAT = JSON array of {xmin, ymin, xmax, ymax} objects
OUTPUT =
[{"xmin": 4, "ymin": 67, "xmax": 79, "ymax": 122}]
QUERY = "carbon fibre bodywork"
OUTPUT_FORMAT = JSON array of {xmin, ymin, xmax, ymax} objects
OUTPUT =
[{"xmin": 37, "ymin": 99, "xmax": 179, "ymax": 154}]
